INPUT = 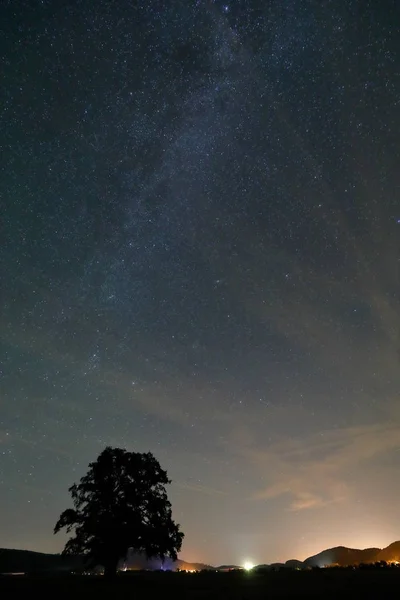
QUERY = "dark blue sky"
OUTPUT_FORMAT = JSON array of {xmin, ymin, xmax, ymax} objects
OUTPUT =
[{"xmin": 1, "ymin": 0, "xmax": 399, "ymax": 564}]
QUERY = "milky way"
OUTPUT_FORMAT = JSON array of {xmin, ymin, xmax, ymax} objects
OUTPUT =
[{"xmin": 1, "ymin": 0, "xmax": 399, "ymax": 564}]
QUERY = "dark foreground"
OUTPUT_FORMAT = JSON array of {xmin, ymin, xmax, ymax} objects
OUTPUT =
[{"xmin": 1, "ymin": 568, "xmax": 400, "ymax": 598}]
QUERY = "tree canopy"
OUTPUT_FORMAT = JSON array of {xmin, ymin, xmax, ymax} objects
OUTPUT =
[{"xmin": 54, "ymin": 446, "xmax": 184, "ymax": 577}]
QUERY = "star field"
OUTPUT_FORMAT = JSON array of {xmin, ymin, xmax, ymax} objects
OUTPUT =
[{"xmin": 1, "ymin": 0, "xmax": 399, "ymax": 564}]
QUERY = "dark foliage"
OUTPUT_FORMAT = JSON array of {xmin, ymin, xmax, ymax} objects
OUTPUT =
[{"xmin": 54, "ymin": 447, "xmax": 184, "ymax": 578}]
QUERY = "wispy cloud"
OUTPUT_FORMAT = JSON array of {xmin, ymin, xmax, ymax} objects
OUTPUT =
[
  {"xmin": 234, "ymin": 420, "xmax": 400, "ymax": 511},
  {"xmin": 289, "ymin": 491, "xmax": 331, "ymax": 511},
  {"xmin": 197, "ymin": 179, "xmax": 399, "ymax": 396},
  {"xmin": 175, "ymin": 481, "xmax": 226, "ymax": 497}
]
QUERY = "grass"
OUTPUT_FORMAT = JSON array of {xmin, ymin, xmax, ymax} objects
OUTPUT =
[{"xmin": 1, "ymin": 567, "xmax": 400, "ymax": 598}]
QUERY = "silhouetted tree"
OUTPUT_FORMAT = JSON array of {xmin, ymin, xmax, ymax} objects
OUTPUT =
[{"xmin": 54, "ymin": 446, "xmax": 184, "ymax": 578}]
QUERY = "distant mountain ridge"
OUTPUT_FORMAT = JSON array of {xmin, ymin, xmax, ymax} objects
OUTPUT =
[
  {"xmin": 216, "ymin": 542, "xmax": 400, "ymax": 571},
  {"xmin": 303, "ymin": 546, "xmax": 381, "ymax": 568},
  {"xmin": 0, "ymin": 548, "xmax": 84, "ymax": 574},
  {"xmin": 0, "ymin": 548, "xmax": 211, "ymax": 574},
  {"xmin": 1, "ymin": 541, "xmax": 400, "ymax": 574},
  {"xmin": 303, "ymin": 541, "xmax": 400, "ymax": 568}
]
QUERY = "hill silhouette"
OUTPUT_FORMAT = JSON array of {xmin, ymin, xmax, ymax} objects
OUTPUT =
[
  {"xmin": 304, "ymin": 545, "xmax": 382, "ymax": 567},
  {"xmin": 0, "ymin": 549, "xmax": 84, "ymax": 574},
  {"xmin": 376, "ymin": 541, "xmax": 400, "ymax": 563},
  {"xmin": 285, "ymin": 559, "xmax": 304, "ymax": 569},
  {"xmin": 0, "ymin": 548, "xmax": 211, "ymax": 574}
]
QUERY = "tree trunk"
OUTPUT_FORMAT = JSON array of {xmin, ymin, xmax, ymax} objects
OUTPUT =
[{"xmin": 104, "ymin": 557, "xmax": 119, "ymax": 580}]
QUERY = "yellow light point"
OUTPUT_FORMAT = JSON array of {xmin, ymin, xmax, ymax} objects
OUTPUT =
[{"xmin": 243, "ymin": 561, "xmax": 254, "ymax": 571}]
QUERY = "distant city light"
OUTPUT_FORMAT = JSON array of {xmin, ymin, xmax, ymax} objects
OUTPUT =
[{"xmin": 243, "ymin": 561, "xmax": 254, "ymax": 571}]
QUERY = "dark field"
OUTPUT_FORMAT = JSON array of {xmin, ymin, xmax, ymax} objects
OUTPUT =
[{"xmin": 1, "ymin": 569, "xmax": 400, "ymax": 599}]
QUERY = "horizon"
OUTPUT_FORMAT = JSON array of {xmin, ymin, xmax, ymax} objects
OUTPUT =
[
  {"xmin": 2, "ymin": 534, "xmax": 399, "ymax": 567},
  {"xmin": 2, "ymin": 0, "xmax": 399, "ymax": 568},
  {"xmin": 2, "ymin": 536, "xmax": 400, "ymax": 567}
]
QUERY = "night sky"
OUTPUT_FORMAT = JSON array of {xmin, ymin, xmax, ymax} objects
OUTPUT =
[{"xmin": 1, "ymin": 0, "xmax": 399, "ymax": 566}]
